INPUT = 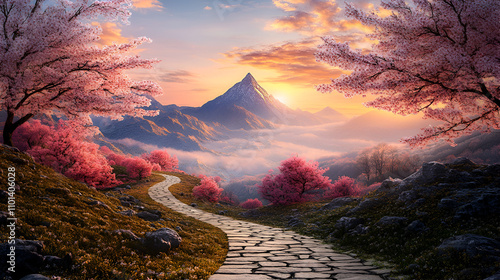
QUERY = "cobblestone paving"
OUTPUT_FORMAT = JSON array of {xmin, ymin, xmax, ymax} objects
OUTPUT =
[{"xmin": 149, "ymin": 175, "xmax": 390, "ymax": 280}]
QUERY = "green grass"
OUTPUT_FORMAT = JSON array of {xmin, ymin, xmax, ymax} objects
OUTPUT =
[{"xmin": 0, "ymin": 146, "xmax": 227, "ymax": 280}]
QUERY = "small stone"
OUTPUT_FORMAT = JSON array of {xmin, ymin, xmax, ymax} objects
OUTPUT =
[{"xmin": 136, "ymin": 211, "xmax": 161, "ymax": 221}]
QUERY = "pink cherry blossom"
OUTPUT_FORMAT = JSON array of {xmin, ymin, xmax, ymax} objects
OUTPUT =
[
  {"xmin": 240, "ymin": 198, "xmax": 263, "ymax": 209},
  {"xmin": 13, "ymin": 120, "xmax": 121, "ymax": 189},
  {"xmin": 316, "ymin": 0, "xmax": 500, "ymax": 146},
  {"xmin": 258, "ymin": 155, "xmax": 332, "ymax": 205},
  {"xmin": 192, "ymin": 176, "xmax": 223, "ymax": 203},
  {"xmin": 1, "ymin": 0, "xmax": 162, "ymax": 146}
]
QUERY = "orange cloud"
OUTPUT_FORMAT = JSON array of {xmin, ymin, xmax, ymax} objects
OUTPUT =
[
  {"xmin": 223, "ymin": 38, "xmax": 346, "ymax": 86},
  {"xmin": 269, "ymin": 0, "xmax": 375, "ymax": 35},
  {"xmin": 132, "ymin": 0, "xmax": 163, "ymax": 10},
  {"xmin": 93, "ymin": 22, "xmax": 130, "ymax": 46},
  {"xmin": 269, "ymin": 0, "xmax": 342, "ymax": 35}
]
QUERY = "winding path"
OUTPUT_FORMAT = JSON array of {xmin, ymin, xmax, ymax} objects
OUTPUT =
[{"xmin": 149, "ymin": 175, "xmax": 390, "ymax": 280}]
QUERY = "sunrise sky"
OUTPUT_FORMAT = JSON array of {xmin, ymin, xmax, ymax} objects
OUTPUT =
[{"xmin": 110, "ymin": 0, "xmax": 385, "ymax": 117}]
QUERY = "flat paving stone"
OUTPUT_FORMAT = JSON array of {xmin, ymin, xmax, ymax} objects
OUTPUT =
[{"xmin": 149, "ymin": 175, "xmax": 389, "ymax": 280}]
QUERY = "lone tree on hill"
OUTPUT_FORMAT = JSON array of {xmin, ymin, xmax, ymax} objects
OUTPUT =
[
  {"xmin": 316, "ymin": 0, "xmax": 499, "ymax": 146},
  {"xmin": 0, "ymin": 0, "xmax": 162, "ymax": 146},
  {"xmin": 258, "ymin": 156, "xmax": 332, "ymax": 206}
]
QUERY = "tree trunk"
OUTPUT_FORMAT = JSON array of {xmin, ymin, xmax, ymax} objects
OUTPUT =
[{"xmin": 2, "ymin": 111, "xmax": 33, "ymax": 147}]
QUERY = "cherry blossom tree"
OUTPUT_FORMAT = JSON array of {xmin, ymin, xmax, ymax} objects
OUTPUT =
[
  {"xmin": 122, "ymin": 157, "xmax": 153, "ymax": 179},
  {"xmin": 142, "ymin": 150, "xmax": 179, "ymax": 172},
  {"xmin": 192, "ymin": 176, "xmax": 223, "ymax": 203},
  {"xmin": 323, "ymin": 176, "xmax": 361, "ymax": 200},
  {"xmin": 316, "ymin": 0, "xmax": 500, "ymax": 146},
  {"xmin": 0, "ymin": 0, "xmax": 162, "ymax": 146},
  {"xmin": 240, "ymin": 198, "xmax": 263, "ymax": 209},
  {"xmin": 13, "ymin": 120, "xmax": 120, "ymax": 189},
  {"xmin": 258, "ymin": 156, "xmax": 332, "ymax": 206}
]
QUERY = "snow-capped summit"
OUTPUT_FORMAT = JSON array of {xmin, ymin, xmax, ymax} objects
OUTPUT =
[{"xmin": 200, "ymin": 73, "xmax": 288, "ymax": 121}]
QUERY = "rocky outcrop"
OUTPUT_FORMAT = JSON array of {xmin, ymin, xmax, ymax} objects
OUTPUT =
[
  {"xmin": 437, "ymin": 234, "xmax": 500, "ymax": 263},
  {"xmin": 140, "ymin": 228, "xmax": 182, "ymax": 255},
  {"xmin": 321, "ymin": 158, "xmax": 500, "ymax": 279},
  {"xmin": 0, "ymin": 239, "xmax": 71, "ymax": 279}
]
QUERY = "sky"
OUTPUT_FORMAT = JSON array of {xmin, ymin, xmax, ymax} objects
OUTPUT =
[{"xmin": 103, "ymin": 0, "xmax": 386, "ymax": 117}]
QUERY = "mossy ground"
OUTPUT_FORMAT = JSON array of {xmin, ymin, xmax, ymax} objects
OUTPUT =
[
  {"xmin": 0, "ymin": 146, "xmax": 227, "ymax": 279},
  {"xmin": 170, "ymin": 171, "xmax": 500, "ymax": 280}
]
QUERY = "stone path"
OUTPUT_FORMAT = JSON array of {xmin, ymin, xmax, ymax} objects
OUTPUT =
[{"xmin": 149, "ymin": 175, "xmax": 390, "ymax": 280}]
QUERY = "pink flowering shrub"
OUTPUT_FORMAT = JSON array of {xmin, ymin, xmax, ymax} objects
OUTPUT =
[
  {"xmin": 142, "ymin": 150, "xmax": 178, "ymax": 171},
  {"xmin": 323, "ymin": 176, "xmax": 362, "ymax": 200},
  {"xmin": 240, "ymin": 198, "xmax": 263, "ymax": 209},
  {"xmin": 122, "ymin": 157, "xmax": 153, "ymax": 179},
  {"xmin": 192, "ymin": 176, "xmax": 223, "ymax": 203},
  {"xmin": 258, "ymin": 156, "xmax": 332, "ymax": 206},
  {"xmin": 13, "ymin": 120, "xmax": 120, "ymax": 189}
]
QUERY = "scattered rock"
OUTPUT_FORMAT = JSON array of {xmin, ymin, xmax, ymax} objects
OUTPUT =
[
  {"xmin": 349, "ymin": 224, "xmax": 368, "ymax": 235},
  {"xmin": 402, "ymin": 161, "xmax": 447, "ymax": 187},
  {"xmin": 437, "ymin": 234, "xmax": 500, "ymax": 263},
  {"xmin": 136, "ymin": 211, "xmax": 161, "ymax": 221},
  {"xmin": 484, "ymin": 271, "xmax": 500, "ymax": 280},
  {"xmin": 19, "ymin": 274, "xmax": 50, "ymax": 280},
  {"xmin": 405, "ymin": 220, "xmax": 429, "ymax": 235},
  {"xmin": 43, "ymin": 253, "xmax": 72, "ymax": 270},
  {"xmin": 0, "ymin": 240, "xmax": 44, "ymax": 278},
  {"xmin": 190, "ymin": 203, "xmax": 197, "ymax": 207},
  {"xmin": 378, "ymin": 177, "xmax": 403, "ymax": 192},
  {"xmin": 485, "ymin": 164, "xmax": 500, "ymax": 178},
  {"xmin": 118, "ymin": 209, "xmax": 137, "ymax": 217},
  {"xmin": 438, "ymin": 198, "xmax": 462, "ymax": 210},
  {"xmin": 119, "ymin": 195, "xmax": 141, "ymax": 207},
  {"xmin": 454, "ymin": 192, "xmax": 500, "ymax": 220},
  {"xmin": 398, "ymin": 190, "xmax": 418, "ymax": 203},
  {"xmin": 375, "ymin": 216, "xmax": 409, "ymax": 227},
  {"xmin": 348, "ymin": 198, "xmax": 383, "ymax": 214},
  {"xmin": 321, "ymin": 197, "xmax": 358, "ymax": 210},
  {"xmin": 140, "ymin": 228, "xmax": 182, "ymax": 255},
  {"xmin": 335, "ymin": 217, "xmax": 364, "ymax": 231},
  {"xmin": 85, "ymin": 199, "xmax": 111, "ymax": 210},
  {"xmin": 218, "ymin": 210, "xmax": 228, "ymax": 215},
  {"xmin": 239, "ymin": 209, "xmax": 262, "ymax": 218},
  {"xmin": 288, "ymin": 216, "xmax": 304, "ymax": 227}
]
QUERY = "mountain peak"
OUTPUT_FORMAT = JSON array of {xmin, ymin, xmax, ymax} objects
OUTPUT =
[
  {"xmin": 242, "ymin": 73, "xmax": 256, "ymax": 84},
  {"xmin": 199, "ymin": 73, "xmax": 290, "ymax": 120}
]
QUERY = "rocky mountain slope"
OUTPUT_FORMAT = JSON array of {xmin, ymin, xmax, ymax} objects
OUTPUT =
[{"xmin": 91, "ymin": 73, "xmax": 344, "ymax": 152}]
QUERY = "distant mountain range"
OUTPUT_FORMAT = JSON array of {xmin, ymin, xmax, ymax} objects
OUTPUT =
[{"xmin": 92, "ymin": 73, "xmax": 345, "ymax": 152}]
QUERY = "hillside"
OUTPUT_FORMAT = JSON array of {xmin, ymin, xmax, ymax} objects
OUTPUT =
[
  {"xmin": 0, "ymin": 145, "xmax": 227, "ymax": 280},
  {"xmin": 170, "ymin": 158, "xmax": 500, "ymax": 280}
]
